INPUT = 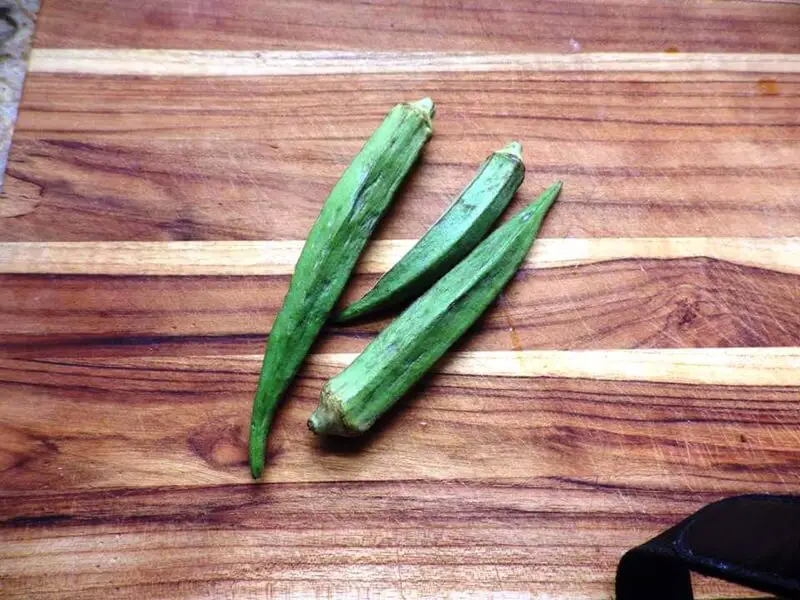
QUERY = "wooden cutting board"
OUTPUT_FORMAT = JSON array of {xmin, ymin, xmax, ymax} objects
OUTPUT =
[{"xmin": 2, "ymin": 2, "xmax": 800, "ymax": 598}]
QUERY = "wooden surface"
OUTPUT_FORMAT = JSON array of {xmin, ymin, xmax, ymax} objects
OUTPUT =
[
  {"xmin": 2, "ymin": 1, "xmax": 800, "ymax": 598},
  {"xmin": 31, "ymin": 0, "xmax": 800, "ymax": 52}
]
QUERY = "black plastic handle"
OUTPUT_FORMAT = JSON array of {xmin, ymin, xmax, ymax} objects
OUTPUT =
[{"xmin": 616, "ymin": 494, "xmax": 800, "ymax": 600}]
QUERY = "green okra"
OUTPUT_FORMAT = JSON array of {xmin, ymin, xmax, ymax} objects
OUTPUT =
[
  {"xmin": 249, "ymin": 97, "xmax": 435, "ymax": 478},
  {"xmin": 336, "ymin": 141, "xmax": 526, "ymax": 322},
  {"xmin": 308, "ymin": 182, "xmax": 562, "ymax": 437}
]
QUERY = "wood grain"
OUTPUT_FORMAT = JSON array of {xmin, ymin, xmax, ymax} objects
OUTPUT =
[
  {"xmin": 0, "ymin": 483, "xmax": 780, "ymax": 599},
  {"xmin": 33, "ymin": 0, "xmax": 800, "ymax": 53},
  {"xmin": 2, "ymin": 238, "xmax": 799, "ymax": 275},
  {"xmin": 0, "ymin": 515, "xmax": 763, "ymax": 600},
  {"xmin": 1, "ymin": 348, "xmax": 798, "ymax": 598},
  {"xmin": 28, "ymin": 50, "xmax": 800, "ymax": 76},
  {"xmin": 2, "ymin": 351, "xmax": 798, "ymax": 492},
  {"xmin": 5, "ymin": 2, "xmax": 800, "ymax": 597},
  {"xmin": 2, "ymin": 257, "xmax": 799, "ymax": 358},
  {"xmin": 5, "ymin": 71, "xmax": 799, "ymax": 241}
]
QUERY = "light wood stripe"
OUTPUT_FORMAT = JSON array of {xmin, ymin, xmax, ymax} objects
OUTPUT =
[
  {"xmin": 149, "ymin": 347, "xmax": 798, "ymax": 386},
  {"xmin": 1, "ymin": 238, "xmax": 798, "ymax": 276},
  {"xmin": 28, "ymin": 50, "xmax": 800, "ymax": 76}
]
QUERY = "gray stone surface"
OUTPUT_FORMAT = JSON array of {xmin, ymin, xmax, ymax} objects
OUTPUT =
[{"xmin": 0, "ymin": 0, "xmax": 39, "ymax": 188}]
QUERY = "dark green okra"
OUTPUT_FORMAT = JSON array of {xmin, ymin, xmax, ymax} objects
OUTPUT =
[
  {"xmin": 337, "ymin": 141, "xmax": 525, "ymax": 322},
  {"xmin": 249, "ymin": 98, "xmax": 435, "ymax": 478},
  {"xmin": 308, "ymin": 182, "xmax": 562, "ymax": 437}
]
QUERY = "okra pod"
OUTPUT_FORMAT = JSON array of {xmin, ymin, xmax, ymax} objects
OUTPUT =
[
  {"xmin": 308, "ymin": 182, "xmax": 562, "ymax": 437},
  {"xmin": 336, "ymin": 141, "xmax": 525, "ymax": 322},
  {"xmin": 249, "ymin": 97, "xmax": 435, "ymax": 477}
]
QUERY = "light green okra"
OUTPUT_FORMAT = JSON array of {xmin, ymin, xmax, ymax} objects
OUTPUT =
[
  {"xmin": 249, "ymin": 98, "xmax": 435, "ymax": 478},
  {"xmin": 308, "ymin": 182, "xmax": 562, "ymax": 437},
  {"xmin": 336, "ymin": 141, "xmax": 526, "ymax": 322}
]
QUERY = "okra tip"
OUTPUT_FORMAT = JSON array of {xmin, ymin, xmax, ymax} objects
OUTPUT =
[
  {"xmin": 522, "ymin": 181, "xmax": 562, "ymax": 222},
  {"xmin": 408, "ymin": 96, "xmax": 436, "ymax": 120},
  {"xmin": 544, "ymin": 180, "xmax": 563, "ymax": 198},
  {"xmin": 249, "ymin": 452, "xmax": 264, "ymax": 479},
  {"xmin": 497, "ymin": 141, "xmax": 523, "ymax": 160},
  {"xmin": 249, "ymin": 423, "xmax": 266, "ymax": 479}
]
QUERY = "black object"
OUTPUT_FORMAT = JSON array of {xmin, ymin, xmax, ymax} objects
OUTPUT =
[{"xmin": 616, "ymin": 494, "xmax": 800, "ymax": 599}]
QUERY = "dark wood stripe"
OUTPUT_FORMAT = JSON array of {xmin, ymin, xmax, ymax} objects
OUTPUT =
[
  {"xmin": 0, "ymin": 478, "xmax": 718, "ymax": 528},
  {"xmin": 0, "ymin": 475, "xmax": 794, "ymax": 597},
  {"xmin": 5, "ymin": 72, "xmax": 799, "ymax": 241},
  {"xmin": 1, "ymin": 354, "xmax": 798, "ymax": 492},
  {"xmin": 1, "ymin": 258, "xmax": 798, "ymax": 358}
]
